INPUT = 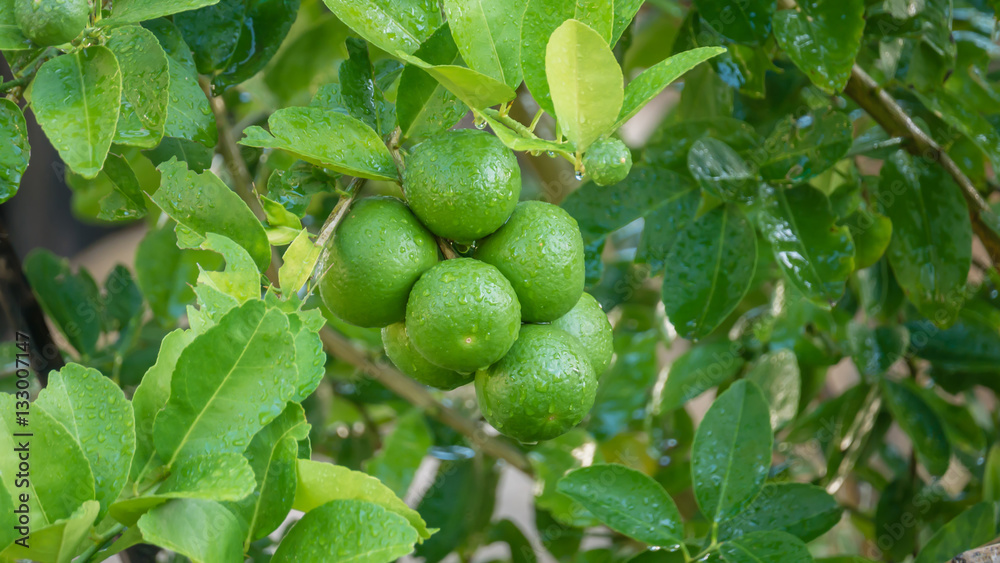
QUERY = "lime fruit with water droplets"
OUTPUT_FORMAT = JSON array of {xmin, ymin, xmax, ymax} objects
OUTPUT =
[
  {"xmin": 403, "ymin": 129, "xmax": 521, "ymax": 242},
  {"xmin": 405, "ymin": 258, "xmax": 521, "ymax": 372},
  {"xmin": 583, "ymin": 138, "xmax": 632, "ymax": 186},
  {"xmin": 475, "ymin": 324, "xmax": 596, "ymax": 442},
  {"xmin": 320, "ymin": 196, "xmax": 438, "ymax": 328},
  {"xmin": 15, "ymin": 0, "xmax": 89, "ymax": 46},
  {"xmin": 382, "ymin": 322, "xmax": 472, "ymax": 390},
  {"xmin": 475, "ymin": 201, "xmax": 585, "ymax": 322},
  {"xmin": 551, "ymin": 292, "xmax": 613, "ymax": 375}
]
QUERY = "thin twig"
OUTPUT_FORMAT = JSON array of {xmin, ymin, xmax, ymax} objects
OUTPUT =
[
  {"xmin": 198, "ymin": 76, "xmax": 281, "ymax": 285},
  {"xmin": 318, "ymin": 326, "xmax": 534, "ymax": 475},
  {"xmin": 843, "ymin": 65, "xmax": 1000, "ymax": 270},
  {"xmin": 437, "ymin": 238, "xmax": 459, "ymax": 259}
]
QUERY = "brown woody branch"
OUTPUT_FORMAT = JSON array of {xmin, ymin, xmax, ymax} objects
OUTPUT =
[
  {"xmin": 953, "ymin": 543, "xmax": 1000, "ymax": 562},
  {"xmin": 318, "ymin": 326, "xmax": 534, "ymax": 474}
]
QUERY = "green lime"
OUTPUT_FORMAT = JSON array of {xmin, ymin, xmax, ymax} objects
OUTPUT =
[
  {"xmin": 583, "ymin": 138, "xmax": 632, "ymax": 186},
  {"xmin": 382, "ymin": 322, "xmax": 472, "ymax": 390},
  {"xmin": 403, "ymin": 129, "xmax": 521, "ymax": 242},
  {"xmin": 551, "ymin": 292, "xmax": 613, "ymax": 375},
  {"xmin": 15, "ymin": 0, "xmax": 89, "ymax": 46},
  {"xmin": 475, "ymin": 324, "xmax": 596, "ymax": 442},
  {"xmin": 320, "ymin": 196, "xmax": 438, "ymax": 328},
  {"xmin": 475, "ymin": 201, "xmax": 584, "ymax": 322},
  {"xmin": 405, "ymin": 258, "xmax": 521, "ymax": 372}
]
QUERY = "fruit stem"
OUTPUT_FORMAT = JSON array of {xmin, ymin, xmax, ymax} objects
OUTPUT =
[
  {"xmin": 311, "ymin": 176, "xmax": 365, "ymax": 282},
  {"xmin": 78, "ymin": 523, "xmax": 126, "ymax": 563},
  {"xmin": 318, "ymin": 326, "xmax": 534, "ymax": 475}
]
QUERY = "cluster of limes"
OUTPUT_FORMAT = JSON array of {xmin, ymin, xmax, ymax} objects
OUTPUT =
[
  {"xmin": 14, "ymin": 0, "xmax": 90, "ymax": 46},
  {"xmin": 320, "ymin": 129, "xmax": 614, "ymax": 443}
]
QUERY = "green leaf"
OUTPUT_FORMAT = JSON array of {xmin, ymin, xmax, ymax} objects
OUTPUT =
[
  {"xmin": 174, "ymin": 0, "xmax": 245, "ymax": 74},
  {"xmin": 144, "ymin": 137, "xmax": 214, "ymax": 173},
  {"xmin": 646, "ymin": 117, "xmax": 759, "ymax": 171},
  {"xmin": 153, "ymin": 300, "xmax": 296, "ymax": 465},
  {"xmin": 339, "ymin": 38, "xmax": 398, "ymax": 138},
  {"xmin": 757, "ymin": 184, "xmax": 855, "ymax": 305},
  {"xmin": 107, "ymin": 0, "xmax": 222, "ymax": 24},
  {"xmin": 615, "ymin": 47, "xmax": 727, "ymax": 128},
  {"xmin": 880, "ymin": 379, "xmax": 951, "ymax": 475},
  {"xmin": 913, "ymin": 502, "xmax": 995, "ymax": 563},
  {"xmin": 659, "ymin": 342, "xmax": 745, "ymax": 412},
  {"xmin": 546, "ymin": 19, "xmax": 623, "ymax": 151},
  {"xmin": 272, "ymin": 499, "xmax": 419, "ymax": 563},
  {"xmin": 279, "ymin": 229, "xmax": 321, "ymax": 295},
  {"xmin": 874, "ymin": 475, "xmax": 919, "ymax": 561},
  {"xmin": 135, "ymin": 224, "xmax": 221, "ymax": 323},
  {"xmin": 692, "ymin": 379, "xmax": 772, "ymax": 522},
  {"xmin": 477, "ymin": 109, "xmax": 574, "ymax": 154},
  {"xmin": 0, "ymin": 393, "xmax": 95, "ymax": 527},
  {"xmin": 0, "ymin": 500, "xmax": 99, "ymax": 563},
  {"xmin": 395, "ymin": 51, "xmax": 517, "ymax": 109},
  {"xmin": 487, "ymin": 520, "xmax": 538, "ymax": 563},
  {"xmin": 875, "ymin": 151, "xmax": 971, "ymax": 327},
  {"xmin": 130, "ymin": 329, "xmax": 195, "ymax": 485},
  {"xmin": 137, "ymin": 499, "xmax": 245, "ymax": 563},
  {"xmin": 557, "ymin": 464, "xmax": 683, "ymax": 547},
  {"xmin": 612, "ymin": 0, "xmax": 643, "ymax": 45},
  {"xmin": 0, "ymin": 99, "xmax": 29, "ymax": 203},
  {"xmin": 293, "ymin": 459, "xmax": 432, "ymax": 540},
  {"xmin": 396, "ymin": 24, "xmax": 468, "ymax": 141},
  {"xmin": 23, "ymin": 250, "xmax": 101, "ymax": 357},
  {"xmin": 841, "ymin": 207, "xmax": 892, "ymax": 271},
  {"xmin": 442, "ymin": 0, "xmax": 526, "ymax": 87},
  {"xmin": 914, "ymin": 88, "xmax": 1000, "ymax": 183},
  {"xmin": 521, "ymin": 0, "xmax": 613, "ymax": 114},
  {"xmin": 213, "ymin": 0, "xmax": 301, "ymax": 90},
  {"xmin": 848, "ymin": 324, "xmax": 908, "ymax": 379},
  {"xmin": 687, "ymin": 138, "xmax": 758, "ymax": 204},
  {"xmin": 196, "ymin": 233, "xmax": 261, "ymax": 303},
  {"xmin": 97, "ymin": 153, "xmax": 148, "ymax": 221},
  {"xmin": 745, "ymin": 349, "xmax": 801, "ymax": 430},
  {"xmin": 142, "ymin": 18, "xmax": 197, "ymax": 72},
  {"xmin": 719, "ymin": 530, "xmax": 813, "ymax": 563},
  {"xmin": 0, "ymin": 0, "xmax": 30, "ymax": 49},
  {"xmin": 105, "ymin": 25, "xmax": 170, "ymax": 148},
  {"xmin": 415, "ymin": 457, "xmax": 498, "ymax": 559},
  {"xmin": 718, "ymin": 483, "xmax": 841, "ymax": 542},
  {"xmin": 163, "ymin": 56, "xmax": 218, "ymax": 147},
  {"xmin": 32, "ymin": 46, "xmax": 122, "ymax": 179},
  {"xmin": 984, "ymin": 445, "xmax": 1000, "ymax": 502},
  {"xmin": 286, "ymin": 308, "xmax": 326, "ymax": 402},
  {"xmin": 773, "ymin": 0, "xmax": 864, "ymax": 93},
  {"xmin": 152, "ymin": 159, "xmax": 271, "ymax": 273},
  {"xmin": 36, "ymin": 365, "xmax": 135, "ymax": 520},
  {"xmin": 111, "ymin": 452, "xmax": 256, "ymax": 524},
  {"xmin": 320, "ymin": 0, "xmax": 442, "ymax": 56},
  {"xmin": 759, "ymin": 112, "xmax": 853, "ymax": 183},
  {"xmin": 527, "ymin": 429, "xmax": 603, "ymax": 527},
  {"xmin": 662, "ymin": 205, "xmax": 756, "ymax": 338},
  {"xmin": 364, "ymin": 409, "xmax": 432, "ymax": 498},
  {"xmin": 225, "ymin": 403, "xmax": 309, "ymax": 547},
  {"xmin": 240, "ymin": 107, "xmax": 398, "ymax": 181},
  {"xmin": 692, "ymin": 0, "xmax": 773, "ymax": 44}
]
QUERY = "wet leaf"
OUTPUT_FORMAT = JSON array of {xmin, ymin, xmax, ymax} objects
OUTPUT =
[
  {"xmin": 880, "ymin": 379, "xmax": 951, "ymax": 476},
  {"xmin": 0, "ymin": 99, "xmax": 30, "ymax": 203},
  {"xmin": 97, "ymin": 153, "xmax": 147, "ymax": 221},
  {"xmin": 174, "ymin": 0, "xmax": 245, "ymax": 74},
  {"xmin": 913, "ymin": 503, "xmax": 995, "ymax": 563},
  {"xmin": 23, "ymin": 250, "xmax": 102, "ymax": 357},
  {"xmin": 163, "ymin": 56, "xmax": 217, "ymax": 147},
  {"xmin": 443, "ymin": 0, "xmax": 526, "ymax": 87},
  {"xmin": 757, "ymin": 184, "xmax": 855, "ymax": 305},
  {"xmin": 840, "ymin": 207, "xmax": 892, "ymax": 271},
  {"xmin": 153, "ymin": 301, "xmax": 296, "ymax": 465},
  {"xmin": 848, "ymin": 324, "xmax": 908, "ymax": 379},
  {"xmin": 692, "ymin": 0, "xmax": 773, "ymax": 44},
  {"xmin": 558, "ymin": 464, "xmax": 683, "ymax": 547},
  {"xmin": 135, "ymin": 224, "xmax": 221, "ymax": 323},
  {"xmin": 36, "ymin": 365, "xmax": 135, "ymax": 521},
  {"xmin": 0, "ymin": 0, "xmax": 30, "ymax": 49},
  {"xmin": 364, "ymin": 409, "xmax": 432, "ymax": 498},
  {"xmin": 32, "ymin": 46, "xmax": 122, "ymax": 179},
  {"xmin": 0, "ymin": 500, "xmax": 99, "ymax": 563},
  {"xmin": 241, "ymin": 107, "xmax": 397, "ymax": 181},
  {"xmin": 107, "ymin": 0, "xmax": 222, "ymax": 24},
  {"xmin": 320, "ymin": 0, "xmax": 442, "ymax": 56},
  {"xmin": 646, "ymin": 117, "xmax": 759, "ymax": 171},
  {"xmin": 272, "ymin": 499, "xmax": 419, "ymax": 563},
  {"xmin": 397, "ymin": 24, "xmax": 468, "ymax": 141},
  {"xmin": 875, "ymin": 151, "xmax": 971, "ymax": 327},
  {"xmin": 137, "ymin": 499, "xmax": 245, "ymax": 563},
  {"xmin": 213, "ymin": 0, "xmax": 300, "ymax": 90},
  {"xmin": 759, "ymin": 112, "xmax": 853, "ymax": 183},
  {"xmin": 615, "ymin": 47, "xmax": 727, "ymax": 128},
  {"xmin": 687, "ymin": 138, "xmax": 758, "ymax": 204},
  {"xmin": 546, "ymin": 19, "xmax": 623, "ymax": 151},
  {"xmin": 662, "ymin": 205, "xmax": 757, "ymax": 338},
  {"xmin": 719, "ymin": 530, "xmax": 813, "ymax": 563},
  {"xmin": 746, "ymin": 349, "xmax": 801, "ymax": 430},
  {"xmin": 692, "ymin": 380, "xmax": 772, "ymax": 522},
  {"xmin": 339, "ymin": 38, "xmax": 397, "ymax": 137},
  {"xmin": 521, "ymin": 0, "xmax": 613, "ymax": 115},
  {"xmin": 659, "ymin": 341, "xmax": 745, "ymax": 412},
  {"xmin": 528, "ymin": 429, "xmax": 604, "ymax": 527},
  {"xmin": 278, "ymin": 229, "xmax": 321, "ymax": 295},
  {"xmin": 395, "ymin": 50, "xmax": 516, "ymax": 109},
  {"xmin": 773, "ymin": 0, "xmax": 864, "ymax": 93},
  {"xmin": 718, "ymin": 483, "xmax": 841, "ymax": 542}
]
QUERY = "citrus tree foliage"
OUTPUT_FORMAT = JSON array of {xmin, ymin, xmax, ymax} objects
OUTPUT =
[{"xmin": 1, "ymin": 0, "xmax": 1000, "ymax": 562}]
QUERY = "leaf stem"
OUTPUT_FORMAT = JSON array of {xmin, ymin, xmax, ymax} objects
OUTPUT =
[
  {"xmin": 318, "ymin": 326, "xmax": 534, "ymax": 474},
  {"xmin": 78, "ymin": 523, "xmax": 126, "ymax": 563}
]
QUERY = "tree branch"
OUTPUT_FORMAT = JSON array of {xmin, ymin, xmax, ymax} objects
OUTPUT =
[
  {"xmin": 952, "ymin": 543, "xmax": 1000, "ymax": 562},
  {"xmin": 198, "ymin": 77, "xmax": 281, "ymax": 285},
  {"xmin": 843, "ymin": 64, "xmax": 1000, "ymax": 269},
  {"xmin": 318, "ymin": 326, "xmax": 534, "ymax": 475}
]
